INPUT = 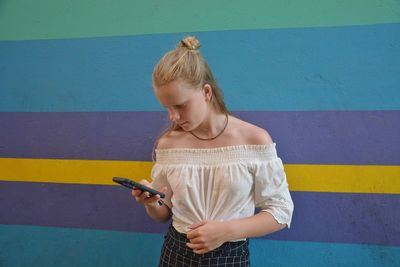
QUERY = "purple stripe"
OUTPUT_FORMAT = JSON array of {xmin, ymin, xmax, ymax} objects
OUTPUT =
[
  {"xmin": 0, "ymin": 181, "xmax": 168, "ymax": 234},
  {"xmin": 1, "ymin": 181, "xmax": 399, "ymax": 246},
  {"xmin": 0, "ymin": 111, "xmax": 399, "ymax": 164},
  {"xmin": 269, "ymin": 192, "xmax": 400, "ymax": 246}
]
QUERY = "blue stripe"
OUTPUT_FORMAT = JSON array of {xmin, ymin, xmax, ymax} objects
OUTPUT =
[
  {"xmin": 0, "ymin": 224, "xmax": 163, "ymax": 267},
  {"xmin": 1, "ymin": 110, "xmax": 399, "ymax": 165},
  {"xmin": 249, "ymin": 239, "xmax": 400, "ymax": 267},
  {"xmin": 1, "ymin": 225, "xmax": 399, "ymax": 267},
  {"xmin": 0, "ymin": 23, "xmax": 399, "ymax": 111}
]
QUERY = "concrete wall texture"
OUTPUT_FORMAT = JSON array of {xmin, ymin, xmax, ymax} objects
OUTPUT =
[{"xmin": 0, "ymin": 1, "xmax": 399, "ymax": 266}]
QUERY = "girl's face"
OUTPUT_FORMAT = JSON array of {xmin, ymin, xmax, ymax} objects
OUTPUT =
[{"xmin": 153, "ymin": 80, "xmax": 211, "ymax": 131}]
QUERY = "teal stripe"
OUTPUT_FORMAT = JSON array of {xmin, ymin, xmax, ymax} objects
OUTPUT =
[
  {"xmin": 250, "ymin": 239, "xmax": 400, "ymax": 267},
  {"xmin": 0, "ymin": 0, "xmax": 399, "ymax": 40},
  {"xmin": 1, "ymin": 225, "xmax": 399, "ymax": 267},
  {"xmin": 0, "ymin": 225, "xmax": 163, "ymax": 267},
  {"xmin": 1, "ymin": 24, "xmax": 399, "ymax": 112}
]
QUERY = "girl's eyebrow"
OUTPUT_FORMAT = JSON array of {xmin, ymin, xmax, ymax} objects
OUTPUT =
[
  {"xmin": 164, "ymin": 100, "xmax": 187, "ymax": 109},
  {"xmin": 161, "ymin": 104, "xmax": 180, "ymax": 109}
]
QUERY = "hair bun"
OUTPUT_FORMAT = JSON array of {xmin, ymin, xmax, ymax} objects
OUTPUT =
[{"xmin": 179, "ymin": 36, "xmax": 200, "ymax": 51}]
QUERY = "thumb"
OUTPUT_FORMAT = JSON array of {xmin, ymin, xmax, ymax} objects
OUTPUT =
[{"xmin": 140, "ymin": 179, "xmax": 151, "ymax": 186}]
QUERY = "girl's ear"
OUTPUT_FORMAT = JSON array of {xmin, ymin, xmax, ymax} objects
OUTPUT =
[{"xmin": 202, "ymin": 84, "xmax": 213, "ymax": 102}]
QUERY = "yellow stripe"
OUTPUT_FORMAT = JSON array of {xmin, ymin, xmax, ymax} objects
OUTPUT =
[
  {"xmin": 285, "ymin": 164, "xmax": 400, "ymax": 194},
  {"xmin": 0, "ymin": 158, "xmax": 154, "ymax": 185},
  {"xmin": 1, "ymin": 158, "xmax": 399, "ymax": 194}
]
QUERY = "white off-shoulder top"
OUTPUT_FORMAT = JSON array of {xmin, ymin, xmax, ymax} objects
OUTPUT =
[{"xmin": 151, "ymin": 143, "xmax": 294, "ymax": 237}]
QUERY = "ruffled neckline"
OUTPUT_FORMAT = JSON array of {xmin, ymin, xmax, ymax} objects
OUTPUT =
[
  {"xmin": 154, "ymin": 143, "xmax": 278, "ymax": 165},
  {"xmin": 156, "ymin": 143, "xmax": 276, "ymax": 153}
]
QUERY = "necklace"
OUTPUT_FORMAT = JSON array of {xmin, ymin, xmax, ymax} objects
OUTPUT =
[{"xmin": 189, "ymin": 114, "xmax": 229, "ymax": 141}]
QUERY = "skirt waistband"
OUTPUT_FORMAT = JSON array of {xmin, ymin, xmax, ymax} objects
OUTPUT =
[{"xmin": 167, "ymin": 224, "xmax": 249, "ymax": 257}]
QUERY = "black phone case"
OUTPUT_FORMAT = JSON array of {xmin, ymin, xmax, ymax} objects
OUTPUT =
[{"xmin": 112, "ymin": 177, "xmax": 165, "ymax": 198}]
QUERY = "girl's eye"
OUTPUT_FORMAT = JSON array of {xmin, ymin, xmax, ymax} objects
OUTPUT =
[{"xmin": 175, "ymin": 103, "xmax": 186, "ymax": 109}]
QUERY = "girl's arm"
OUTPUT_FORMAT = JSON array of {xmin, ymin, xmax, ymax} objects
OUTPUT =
[
  {"xmin": 132, "ymin": 180, "xmax": 171, "ymax": 223},
  {"xmin": 186, "ymin": 212, "xmax": 286, "ymax": 254},
  {"xmin": 143, "ymin": 198, "xmax": 171, "ymax": 223},
  {"xmin": 224, "ymin": 211, "xmax": 286, "ymax": 239}
]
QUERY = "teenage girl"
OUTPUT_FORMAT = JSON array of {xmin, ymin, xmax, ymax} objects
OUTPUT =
[{"xmin": 132, "ymin": 36, "xmax": 294, "ymax": 267}]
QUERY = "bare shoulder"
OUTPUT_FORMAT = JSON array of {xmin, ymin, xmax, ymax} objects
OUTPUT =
[
  {"xmin": 229, "ymin": 116, "xmax": 273, "ymax": 145},
  {"xmin": 155, "ymin": 129, "xmax": 186, "ymax": 149}
]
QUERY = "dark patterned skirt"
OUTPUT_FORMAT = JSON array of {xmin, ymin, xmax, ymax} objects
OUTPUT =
[{"xmin": 159, "ymin": 225, "xmax": 250, "ymax": 267}]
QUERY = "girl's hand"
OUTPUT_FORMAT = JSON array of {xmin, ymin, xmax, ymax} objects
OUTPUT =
[
  {"xmin": 186, "ymin": 221, "xmax": 228, "ymax": 254},
  {"xmin": 131, "ymin": 179, "xmax": 164, "ymax": 207}
]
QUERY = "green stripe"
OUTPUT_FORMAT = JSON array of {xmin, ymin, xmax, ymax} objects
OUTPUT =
[
  {"xmin": 1, "ymin": 225, "xmax": 399, "ymax": 267},
  {"xmin": 1, "ymin": 0, "xmax": 400, "ymax": 40}
]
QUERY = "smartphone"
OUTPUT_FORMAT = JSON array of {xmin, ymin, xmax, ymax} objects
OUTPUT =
[{"xmin": 112, "ymin": 177, "xmax": 165, "ymax": 198}]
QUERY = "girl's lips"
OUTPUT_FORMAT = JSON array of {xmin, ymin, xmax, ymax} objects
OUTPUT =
[{"xmin": 179, "ymin": 122, "xmax": 190, "ymax": 130}]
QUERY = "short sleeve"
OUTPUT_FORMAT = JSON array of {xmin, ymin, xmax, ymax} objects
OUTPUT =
[
  {"xmin": 252, "ymin": 157, "xmax": 294, "ymax": 228},
  {"xmin": 150, "ymin": 163, "xmax": 173, "ymax": 208}
]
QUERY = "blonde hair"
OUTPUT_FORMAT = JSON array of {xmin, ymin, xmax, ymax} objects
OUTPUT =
[
  {"xmin": 152, "ymin": 36, "xmax": 229, "ymax": 159},
  {"xmin": 153, "ymin": 36, "xmax": 228, "ymax": 115}
]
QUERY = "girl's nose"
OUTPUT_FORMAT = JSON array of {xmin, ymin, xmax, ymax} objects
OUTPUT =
[{"xmin": 168, "ymin": 108, "xmax": 180, "ymax": 122}]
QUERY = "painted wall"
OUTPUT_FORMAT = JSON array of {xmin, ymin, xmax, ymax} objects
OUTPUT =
[{"xmin": 1, "ymin": 1, "xmax": 399, "ymax": 266}]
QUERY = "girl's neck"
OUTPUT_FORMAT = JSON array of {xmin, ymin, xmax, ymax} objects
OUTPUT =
[{"xmin": 191, "ymin": 112, "xmax": 228, "ymax": 140}]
